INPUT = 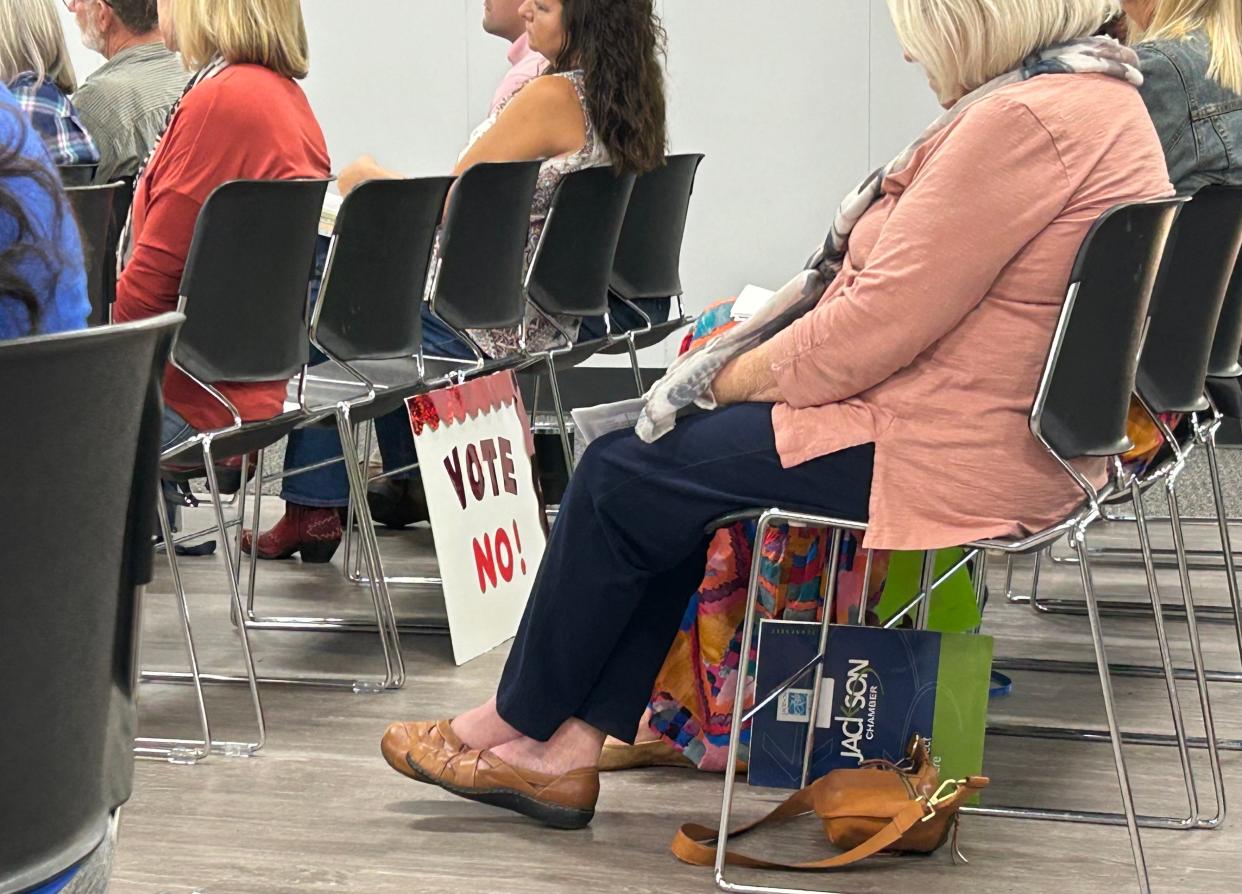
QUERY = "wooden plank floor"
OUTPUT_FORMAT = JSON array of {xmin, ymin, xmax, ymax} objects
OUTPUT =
[{"xmin": 112, "ymin": 501, "xmax": 1242, "ymax": 893}]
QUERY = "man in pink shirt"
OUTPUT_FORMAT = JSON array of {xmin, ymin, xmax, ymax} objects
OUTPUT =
[{"xmin": 485, "ymin": 0, "xmax": 549, "ymax": 116}]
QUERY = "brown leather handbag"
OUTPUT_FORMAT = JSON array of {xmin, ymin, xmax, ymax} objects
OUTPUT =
[{"xmin": 671, "ymin": 737, "xmax": 989, "ymax": 871}]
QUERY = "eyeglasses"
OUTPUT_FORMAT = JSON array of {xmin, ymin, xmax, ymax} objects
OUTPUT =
[{"xmin": 62, "ymin": 0, "xmax": 114, "ymax": 10}]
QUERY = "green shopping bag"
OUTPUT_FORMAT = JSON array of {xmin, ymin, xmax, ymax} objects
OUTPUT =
[{"xmin": 875, "ymin": 549, "xmax": 982, "ymax": 633}]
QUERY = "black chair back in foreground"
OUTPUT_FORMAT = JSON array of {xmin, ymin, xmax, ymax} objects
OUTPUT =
[
  {"xmin": 526, "ymin": 166, "xmax": 636, "ymax": 324},
  {"xmin": 174, "ymin": 179, "xmax": 329, "ymax": 389},
  {"xmin": 313, "ymin": 176, "xmax": 454, "ymax": 363},
  {"xmin": 1033, "ymin": 198, "xmax": 1185, "ymax": 463},
  {"xmin": 1139, "ymin": 186, "xmax": 1242, "ymax": 415},
  {"xmin": 0, "ymin": 313, "xmax": 181, "ymax": 894},
  {"xmin": 64, "ymin": 182, "xmax": 125, "ymax": 326},
  {"xmin": 430, "ymin": 160, "xmax": 542, "ymax": 336}
]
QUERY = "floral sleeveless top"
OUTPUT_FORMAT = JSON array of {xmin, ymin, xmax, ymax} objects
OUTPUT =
[{"xmin": 458, "ymin": 70, "xmax": 611, "ymax": 358}]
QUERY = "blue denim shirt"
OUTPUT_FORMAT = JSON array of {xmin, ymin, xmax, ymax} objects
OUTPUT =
[{"xmin": 1136, "ymin": 31, "xmax": 1242, "ymax": 194}]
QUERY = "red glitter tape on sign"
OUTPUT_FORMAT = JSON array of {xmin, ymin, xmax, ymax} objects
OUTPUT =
[{"xmin": 406, "ymin": 371, "xmax": 535, "ymax": 455}]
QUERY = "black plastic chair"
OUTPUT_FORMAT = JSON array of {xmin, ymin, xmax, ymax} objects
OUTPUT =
[
  {"xmin": 65, "ymin": 182, "xmax": 125, "ymax": 326},
  {"xmin": 155, "ymin": 178, "xmax": 329, "ymax": 757},
  {"xmin": 704, "ymin": 198, "xmax": 1184, "ymax": 894},
  {"xmin": 1028, "ymin": 187, "xmax": 1242, "ymax": 824},
  {"xmin": 522, "ymin": 165, "xmax": 636, "ymax": 469},
  {"xmin": 0, "ymin": 313, "xmax": 181, "ymax": 894},
  {"xmin": 598, "ymin": 153, "xmax": 705, "ymax": 389},
  {"xmin": 57, "ymin": 163, "xmax": 97, "ymax": 187},
  {"xmin": 241, "ymin": 176, "xmax": 459, "ymax": 687},
  {"xmin": 429, "ymin": 160, "xmax": 543, "ymax": 339}
]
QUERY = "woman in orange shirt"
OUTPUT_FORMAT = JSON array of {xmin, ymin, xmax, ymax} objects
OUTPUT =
[{"xmin": 113, "ymin": 0, "xmax": 329, "ymax": 451}]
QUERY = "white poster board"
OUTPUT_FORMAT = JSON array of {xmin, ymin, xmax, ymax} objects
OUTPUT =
[{"xmin": 407, "ymin": 372, "xmax": 547, "ymax": 665}]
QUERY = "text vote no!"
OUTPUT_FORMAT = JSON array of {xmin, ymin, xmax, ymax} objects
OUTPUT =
[{"xmin": 443, "ymin": 437, "xmax": 519, "ymax": 509}]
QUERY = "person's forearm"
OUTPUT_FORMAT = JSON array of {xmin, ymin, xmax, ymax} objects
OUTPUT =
[
  {"xmin": 711, "ymin": 344, "xmax": 782, "ymax": 406},
  {"xmin": 338, "ymin": 156, "xmax": 401, "ymax": 196}
]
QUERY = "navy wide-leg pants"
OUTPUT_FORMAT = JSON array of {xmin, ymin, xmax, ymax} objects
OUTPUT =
[{"xmin": 496, "ymin": 402, "xmax": 875, "ymax": 742}]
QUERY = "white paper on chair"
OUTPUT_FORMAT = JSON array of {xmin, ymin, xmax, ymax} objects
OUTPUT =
[
  {"xmin": 730, "ymin": 284, "xmax": 777, "ymax": 321},
  {"xmin": 570, "ymin": 398, "xmax": 646, "ymax": 463},
  {"xmin": 407, "ymin": 371, "xmax": 548, "ymax": 665},
  {"xmin": 318, "ymin": 191, "xmax": 344, "ymax": 238}
]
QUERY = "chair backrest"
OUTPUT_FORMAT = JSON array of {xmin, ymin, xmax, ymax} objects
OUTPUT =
[
  {"xmin": 175, "ymin": 179, "xmax": 329, "ymax": 384},
  {"xmin": 0, "ymin": 313, "xmax": 181, "ymax": 894},
  {"xmin": 526, "ymin": 166, "xmax": 636, "ymax": 319},
  {"xmin": 610, "ymin": 153, "xmax": 704, "ymax": 302},
  {"xmin": 64, "ymin": 183, "xmax": 123, "ymax": 326},
  {"xmin": 430, "ymin": 160, "xmax": 542, "ymax": 332},
  {"xmin": 1032, "ymin": 198, "xmax": 1184, "ymax": 460},
  {"xmin": 1138, "ymin": 186, "xmax": 1242, "ymax": 412},
  {"xmin": 313, "ymin": 177, "xmax": 454, "ymax": 362},
  {"xmin": 57, "ymin": 164, "xmax": 97, "ymax": 187},
  {"xmin": 1208, "ymin": 215, "xmax": 1242, "ymax": 381}
]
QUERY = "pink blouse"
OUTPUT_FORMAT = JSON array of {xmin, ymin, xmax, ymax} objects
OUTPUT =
[{"xmin": 767, "ymin": 74, "xmax": 1173, "ymax": 550}]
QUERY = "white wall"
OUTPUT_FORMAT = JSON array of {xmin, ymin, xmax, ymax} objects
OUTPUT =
[{"xmin": 58, "ymin": 0, "xmax": 941, "ymax": 366}]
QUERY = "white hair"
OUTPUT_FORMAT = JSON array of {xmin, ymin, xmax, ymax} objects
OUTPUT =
[{"xmin": 886, "ymin": 0, "xmax": 1119, "ymax": 104}]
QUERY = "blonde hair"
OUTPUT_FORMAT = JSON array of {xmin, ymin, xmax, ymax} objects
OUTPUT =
[
  {"xmin": 169, "ymin": 0, "xmax": 310, "ymax": 79},
  {"xmin": 886, "ymin": 0, "xmax": 1119, "ymax": 104},
  {"xmin": 0, "ymin": 0, "xmax": 78, "ymax": 93},
  {"xmin": 1130, "ymin": 0, "xmax": 1242, "ymax": 94}
]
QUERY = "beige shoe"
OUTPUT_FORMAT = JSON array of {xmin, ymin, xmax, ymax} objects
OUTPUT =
[{"xmin": 598, "ymin": 738, "xmax": 697, "ymax": 772}]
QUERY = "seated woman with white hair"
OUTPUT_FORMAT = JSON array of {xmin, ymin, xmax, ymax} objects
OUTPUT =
[{"xmin": 379, "ymin": 0, "xmax": 1174, "ymax": 829}]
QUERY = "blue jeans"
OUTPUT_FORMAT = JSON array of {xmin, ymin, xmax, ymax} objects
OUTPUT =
[
  {"xmin": 281, "ymin": 238, "xmax": 353, "ymax": 507},
  {"xmin": 161, "ymin": 405, "xmax": 196, "ymax": 452},
  {"xmin": 578, "ymin": 296, "xmax": 672, "ymax": 341}
]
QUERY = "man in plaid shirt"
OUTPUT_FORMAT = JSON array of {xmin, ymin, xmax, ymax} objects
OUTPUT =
[{"xmin": 9, "ymin": 71, "xmax": 99, "ymax": 168}]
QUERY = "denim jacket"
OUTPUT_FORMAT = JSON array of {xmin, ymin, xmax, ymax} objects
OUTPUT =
[{"xmin": 1136, "ymin": 31, "xmax": 1242, "ymax": 194}]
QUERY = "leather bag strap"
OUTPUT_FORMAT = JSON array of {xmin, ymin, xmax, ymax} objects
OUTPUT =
[{"xmin": 670, "ymin": 781, "xmax": 978, "ymax": 871}]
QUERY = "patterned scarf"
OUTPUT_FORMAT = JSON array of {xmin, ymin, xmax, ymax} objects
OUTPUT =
[
  {"xmin": 118, "ymin": 56, "xmax": 229, "ymax": 268},
  {"xmin": 635, "ymin": 36, "xmax": 1143, "ymax": 443}
]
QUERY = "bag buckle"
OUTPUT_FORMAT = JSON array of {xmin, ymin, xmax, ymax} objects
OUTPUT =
[{"xmin": 918, "ymin": 779, "xmax": 965, "ymax": 822}]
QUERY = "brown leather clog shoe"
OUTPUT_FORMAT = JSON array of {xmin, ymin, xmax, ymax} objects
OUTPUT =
[
  {"xmin": 380, "ymin": 719, "xmax": 465, "ymax": 781},
  {"xmin": 404, "ymin": 740, "xmax": 599, "ymax": 830}
]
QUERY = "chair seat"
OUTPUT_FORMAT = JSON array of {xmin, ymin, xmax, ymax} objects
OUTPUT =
[
  {"xmin": 161, "ymin": 409, "xmax": 308, "ymax": 473},
  {"xmin": 540, "ymin": 336, "xmax": 616, "ymax": 372},
  {"xmin": 295, "ymin": 354, "xmax": 533, "ymax": 427},
  {"xmin": 599, "ymin": 316, "xmax": 693, "ymax": 355}
]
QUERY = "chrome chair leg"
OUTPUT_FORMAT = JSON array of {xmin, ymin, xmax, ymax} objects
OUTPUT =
[
  {"xmin": 201, "ymin": 443, "xmax": 265, "ymax": 754},
  {"xmin": 624, "ymin": 333, "xmax": 645, "ymax": 394},
  {"xmin": 1132, "ymin": 480, "xmax": 1199, "ymax": 824},
  {"xmin": 134, "ymin": 502, "xmax": 212, "ymax": 765},
  {"xmin": 800, "ymin": 529, "xmax": 843, "ymax": 786},
  {"xmin": 244, "ymin": 449, "xmax": 263, "ymax": 618},
  {"xmin": 1165, "ymin": 479, "xmax": 1227, "ymax": 829},
  {"xmin": 543, "ymin": 354, "xmax": 576, "ymax": 475},
  {"xmin": 335, "ymin": 406, "xmax": 405, "ymax": 689},
  {"xmin": 1076, "ymin": 525, "xmax": 1150, "ymax": 893}
]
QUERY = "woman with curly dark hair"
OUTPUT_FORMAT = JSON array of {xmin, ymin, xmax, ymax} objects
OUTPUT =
[
  {"xmin": 0, "ymin": 83, "xmax": 89, "ymax": 340},
  {"xmin": 339, "ymin": 0, "xmax": 668, "ymax": 358}
]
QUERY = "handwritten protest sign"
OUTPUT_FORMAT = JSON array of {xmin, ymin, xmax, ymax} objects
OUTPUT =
[{"xmin": 407, "ymin": 372, "xmax": 547, "ymax": 665}]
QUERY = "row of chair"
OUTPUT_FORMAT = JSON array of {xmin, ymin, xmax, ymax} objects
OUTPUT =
[
  {"xmin": 136, "ymin": 155, "xmax": 705, "ymax": 759},
  {"xmin": 710, "ymin": 186, "xmax": 1242, "ymax": 894}
]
